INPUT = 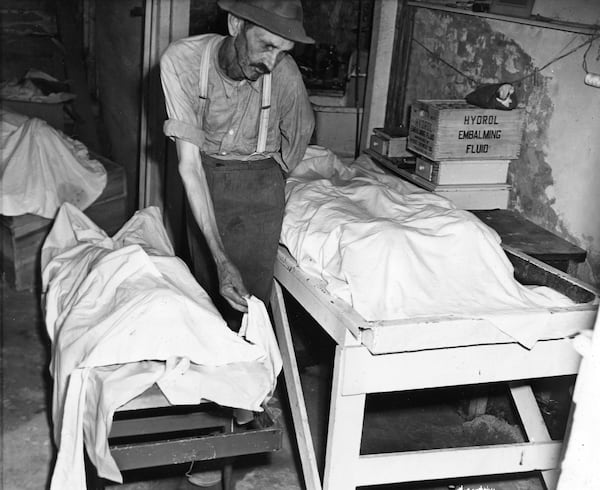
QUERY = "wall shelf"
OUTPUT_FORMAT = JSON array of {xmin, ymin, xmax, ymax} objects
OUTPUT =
[{"xmin": 407, "ymin": 1, "xmax": 599, "ymax": 35}]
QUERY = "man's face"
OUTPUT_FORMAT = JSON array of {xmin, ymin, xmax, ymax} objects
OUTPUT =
[{"xmin": 234, "ymin": 22, "xmax": 295, "ymax": 81}]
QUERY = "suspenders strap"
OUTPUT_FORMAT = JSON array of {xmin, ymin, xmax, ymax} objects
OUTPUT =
[
  {"xmin": 256, "ymin": 73, "xmax": 271, "ymax": 154},
  {"xmin": 198, "ymin": 36, "xmax": 272, "ymax": 155},
  {"xmin": 198, "ymin": 36, "xmax": 219, "ymax": 118}
]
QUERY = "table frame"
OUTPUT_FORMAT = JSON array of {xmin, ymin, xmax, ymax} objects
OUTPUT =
[{"xmin": 270, "ymin": 247, "xmax": 598, "ymax": 490}]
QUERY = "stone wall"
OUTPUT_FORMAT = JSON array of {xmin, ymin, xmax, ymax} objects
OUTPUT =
[{"xmin": 404, "ymin": 4, "xmax": 600, "ymax": 286}]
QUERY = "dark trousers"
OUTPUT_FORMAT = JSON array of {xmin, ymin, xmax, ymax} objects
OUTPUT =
[{"xmin": 186, "ymin": 154, "xmax": 285, "ymax": 328}]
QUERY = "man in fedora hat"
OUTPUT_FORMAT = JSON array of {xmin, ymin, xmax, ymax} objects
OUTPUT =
[{"xmin": 160, "ymin": 0, "xmax": 315, "ymax": 330}]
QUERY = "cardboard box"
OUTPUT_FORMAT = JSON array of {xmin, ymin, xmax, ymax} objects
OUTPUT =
[
  {"xmin": 408, "ymin": 100, "xmax": 524, "ymax": 160},
  {"xmin": 415, "ymin": 156, "xmax": 510, "ymax": 185},
  {"xmin": 369, "ymin": 128, "xmax": 412, "ymax": 158},
  {"xmin": 411, "ymin": 173, "xmax": 510, "ymax": 210}
]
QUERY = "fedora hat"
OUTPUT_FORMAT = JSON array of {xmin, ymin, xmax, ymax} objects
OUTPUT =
[{"xmin": 218, "ymin": 0, "xmax": 315, "ymax": 44}]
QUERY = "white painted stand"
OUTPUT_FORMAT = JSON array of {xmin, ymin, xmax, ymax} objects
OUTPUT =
[{"xmin": 271, "ymin": 247, "xmax": 597, "ymax": 490}]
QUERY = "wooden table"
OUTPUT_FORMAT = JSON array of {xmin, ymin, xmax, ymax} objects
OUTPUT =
[{"xmin": 271, "ymin": 246, "xmax": 598, "ymax": 490}]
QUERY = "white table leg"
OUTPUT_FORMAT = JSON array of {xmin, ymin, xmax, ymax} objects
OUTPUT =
[
  {"xmin": 509, "ymin": 382, "xmax": 559, "ymax": 489},
  {"xmin": 270, "ymin": 281, "xmax": 322, "ymax": 490},
  {"xmin": 323, "ymin": 345, "xmax": 366, "ymax": 490}
]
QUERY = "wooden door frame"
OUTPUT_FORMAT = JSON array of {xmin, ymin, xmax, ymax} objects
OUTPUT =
[{"xmin": 361, "ymin": 0, "xmax": 414, "ymax": 147}]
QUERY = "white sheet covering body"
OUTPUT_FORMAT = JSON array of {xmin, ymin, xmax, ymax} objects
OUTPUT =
[
  {"xmin": 0, "ymin": 109, "xmax": 106, "ymax": 218},
  {"xmin": 281, "ymin": 147, "xmax": 575, "ymax": 346},
  {"xmin": 42, "ymin": 204, "xmax": 281, "ymax": 490}
]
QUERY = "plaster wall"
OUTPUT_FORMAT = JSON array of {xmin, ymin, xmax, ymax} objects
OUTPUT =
[{"xmin": 404, "ymin": 5, "xmax": 600, "ymax": 286}]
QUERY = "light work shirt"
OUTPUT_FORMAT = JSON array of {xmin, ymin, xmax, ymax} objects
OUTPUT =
[{"xmin": 160, "ymin": 33, "xmax": 315, "ymax": 173}]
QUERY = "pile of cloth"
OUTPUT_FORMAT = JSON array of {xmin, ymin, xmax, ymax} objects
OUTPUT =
[
  {"xmin": 280, "ymin": 147, "xmax": 576, "ymax": 346},
  {"xmin": 0, "ymin": 69, "xmax": 76, "ymax": 104},
  {"xmin": 43, "ymin": 203, "xmax": 281, "ymax": 490},
  {"xmin": 0, "ymin": 108, "xmax": 105, "ymax": 218}
]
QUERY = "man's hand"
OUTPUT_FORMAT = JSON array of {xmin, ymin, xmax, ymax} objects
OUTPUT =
[{"xmin": 216, "ymin": 259, "xmax": 249, "ymax": 312}]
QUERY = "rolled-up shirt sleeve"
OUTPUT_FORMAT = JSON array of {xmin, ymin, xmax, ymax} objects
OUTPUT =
[{"xmin": 160, "ymin": 42, "xmax": 205, "ymax": 147}]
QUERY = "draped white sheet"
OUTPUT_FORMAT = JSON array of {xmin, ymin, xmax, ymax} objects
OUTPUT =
[
  {"xmin": 43, "ymin": 203, "xmax": 281, "ymax": 489},
  {"xmin": 280, "ymin": 147, "xmax": 575, "ymax": 347},
  {"xmin": 0, "ymin": 109, "xmax": 106, "ymax": 218}
]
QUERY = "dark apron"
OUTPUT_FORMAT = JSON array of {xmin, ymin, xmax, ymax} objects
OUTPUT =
[{"xmin": 186, "ymin": 153, "xmax": 285, "ymax": 327}]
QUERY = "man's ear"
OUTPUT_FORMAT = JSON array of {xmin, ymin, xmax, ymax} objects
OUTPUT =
[{"xmin": 227, "ymin": 14, "xmax": 244, "ymax": 37}]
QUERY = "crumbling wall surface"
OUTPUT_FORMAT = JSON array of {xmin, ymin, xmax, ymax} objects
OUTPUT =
[{"xmin": 406, "ymin": 9, "xmax": 600, "ymax": 286}]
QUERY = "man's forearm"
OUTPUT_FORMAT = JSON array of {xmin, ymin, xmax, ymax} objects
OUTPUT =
[{"xmin": 176, "ymin": 140, "xmax": 227, "ymax": 263}]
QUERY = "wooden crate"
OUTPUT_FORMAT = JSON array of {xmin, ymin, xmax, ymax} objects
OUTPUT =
[
  {"xmin": 407, "ymin": 100, "xmax": 524, "ymax": 160},
  {"xmin": 1, "ymin": 155, "xmax": 127, "ymax": 291}
]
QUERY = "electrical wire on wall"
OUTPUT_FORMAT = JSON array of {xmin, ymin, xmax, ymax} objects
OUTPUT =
[
  {"xmin": 583, "ymin": 36, "xmax": 600, "ymax": 87},
  {"xmin": 412, "ymin": 30, "xmax": 600, "ymax": 89}
]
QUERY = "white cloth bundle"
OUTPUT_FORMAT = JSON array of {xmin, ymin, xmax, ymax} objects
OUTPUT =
[
  {"xmin": 0, "ymin": 109, "xmax": 106, "ymax": 218},
  {"xmin": 43, "ymin": 203, "xmax": 281, "ymax": 489},
  {"xmin": 281, "ymin": 147, "xmax": 575, "ymax": 346},
  {"xmin": 0, "ymin": 69, "xmax": 76, "ymax": 103}
]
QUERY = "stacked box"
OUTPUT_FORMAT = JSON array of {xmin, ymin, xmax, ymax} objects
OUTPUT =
[
  {"xmin": 409, "ymin": 174, "xmax": 512, "ymax": 210},
  {"xmin": 407, "ymin": 100, "xmax": 525, "ymax": 161},
  {"xmin": 407, "ymin": 100, "xmax": 524, "ymax": 209},
  {"xmin": 415, "ymin": 158, "xmax": 510, "ymax": 186},
  {"xmin": 369, "ymin": 128, "xmax": 412, "ymax": 158}
]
